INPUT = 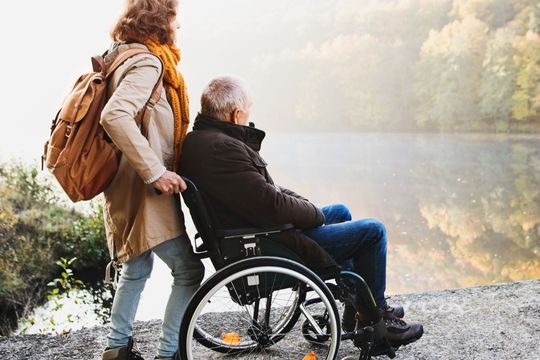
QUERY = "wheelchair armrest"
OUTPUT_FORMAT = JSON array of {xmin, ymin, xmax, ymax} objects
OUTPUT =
[{"xmin": 216, "ymin": 224, "xmax": 294, "ymax": 239}]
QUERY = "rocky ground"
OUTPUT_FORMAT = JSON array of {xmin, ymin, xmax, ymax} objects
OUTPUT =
[{"xmin": 0, "ymin": 279, "xmax": 538, "ymax": 360}]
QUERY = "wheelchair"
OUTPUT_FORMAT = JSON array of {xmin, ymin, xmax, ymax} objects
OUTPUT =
[{"xmin": 177, "ymin": 178, "xmax": 400, "ymax": 360}]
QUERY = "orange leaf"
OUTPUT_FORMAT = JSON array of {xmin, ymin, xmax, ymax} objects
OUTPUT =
[
  {"xmin": 221, "ymin": 332, "xmax": 241, "ymax": 345},
  {"xmin": 303, "ymin": 351, "xmax": 317, "ymax": 360}
]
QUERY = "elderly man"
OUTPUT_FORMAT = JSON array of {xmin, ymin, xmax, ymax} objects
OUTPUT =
[{"xmin": 179, "ymin": 76, "xmax": 423, "ymax": 347}]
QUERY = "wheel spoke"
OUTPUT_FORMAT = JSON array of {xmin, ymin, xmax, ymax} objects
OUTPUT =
[{"xmin": 179, "ymin": 258, "xmax": 340, "ymax": 360}]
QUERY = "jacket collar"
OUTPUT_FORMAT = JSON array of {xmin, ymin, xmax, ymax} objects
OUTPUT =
[
  {"xmin": 193, "ymin": 113, "xmax": 266, "ymax": 151},
  {"xmin": 104, "ymin": 42, "xmax": 148, "ymax": 65}
]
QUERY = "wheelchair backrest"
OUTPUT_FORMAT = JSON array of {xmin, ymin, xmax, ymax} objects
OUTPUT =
[{"xmin": 181, "ymin": 177, "xmax": 224, "ymax": 263}]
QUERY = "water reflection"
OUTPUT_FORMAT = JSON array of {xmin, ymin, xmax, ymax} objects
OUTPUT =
[{"xmin": 262, "ymin": 133, "xmax": 540, "ymax": 293}]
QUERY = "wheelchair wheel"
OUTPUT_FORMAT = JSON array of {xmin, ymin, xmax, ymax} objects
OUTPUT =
[{"xmin": 178, "ymin": 257, "xmax": 341, "ymax": 360}]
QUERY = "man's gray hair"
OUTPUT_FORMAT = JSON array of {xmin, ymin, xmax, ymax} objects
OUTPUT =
[{"xmin": 200, "ymin": 76, "xmax": 251, "ymax": 122}]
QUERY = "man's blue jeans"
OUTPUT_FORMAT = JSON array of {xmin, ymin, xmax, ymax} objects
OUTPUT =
[{"xmin": 303, "ymin": 204, "xmax": 387, "ymax": 308}]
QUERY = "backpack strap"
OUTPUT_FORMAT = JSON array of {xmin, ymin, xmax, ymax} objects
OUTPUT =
[
  {"xmin": 91, "ymin": 56, "xmax": 106, "ymax": 73},
  {"xmin": 100, "ymin": 48, "xmax": 165, "ymax": 135},
  {"xmin": 139, "ymin": 69, "xmax": 164, "ymax": 137}
]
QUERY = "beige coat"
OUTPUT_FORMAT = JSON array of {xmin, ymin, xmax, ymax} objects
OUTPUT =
[{"xmin": 100, "ymin": 43, "xmax": 185, "ymax": 264}]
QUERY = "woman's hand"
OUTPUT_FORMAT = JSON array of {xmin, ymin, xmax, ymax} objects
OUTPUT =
[{"xmin": 152, "ymin": 170, "xmax": 187, "ymax": 195}]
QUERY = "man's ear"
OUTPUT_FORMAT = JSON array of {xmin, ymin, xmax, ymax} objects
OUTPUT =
[{"xmin": 231, "ymin": 109, "xmax": 241, "ymax": 124}]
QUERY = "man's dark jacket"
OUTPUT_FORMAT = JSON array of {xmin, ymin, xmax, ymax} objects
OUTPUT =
[{"xmin": 180, "ymin": 114, "xmax": 336, "ymax": 270}]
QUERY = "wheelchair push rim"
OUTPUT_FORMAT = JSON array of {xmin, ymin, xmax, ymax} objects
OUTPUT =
[{"xmin": 178, "ymin": 257, "xmax": 341, "ymax": 360}]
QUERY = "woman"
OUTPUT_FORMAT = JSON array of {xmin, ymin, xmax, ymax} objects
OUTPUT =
[{"xmin": 99, "ymin": 1, "xmax": 204, "ymax": 359}]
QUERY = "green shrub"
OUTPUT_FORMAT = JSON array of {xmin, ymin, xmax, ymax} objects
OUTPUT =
[{"xmin": 0, "ymin": 162, "xmax": 109, "ymax": 335}]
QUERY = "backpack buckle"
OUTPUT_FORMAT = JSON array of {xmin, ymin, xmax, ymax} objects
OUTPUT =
[
  {"xmin": 147, "ymin": 98, "xmax": 158, "ymax": 110},
  {"xmin": 65, "ymin": 124, "xmax": 72, "ymax": 138}
]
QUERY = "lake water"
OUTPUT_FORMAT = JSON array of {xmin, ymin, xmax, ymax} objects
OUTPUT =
[
  {"xmin": 261, "ymin": 133, "xmax": 540, "ymax": 294},
  {"xmin": 20, "ymin": 133, "xmax": 540, "ymax": 331}
]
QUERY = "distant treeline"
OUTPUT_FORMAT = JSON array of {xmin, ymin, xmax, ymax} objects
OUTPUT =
[
  {"xmin": 252, "ymin": 0, "xmax": 540, "ymax": 132},
  {"xmin": 414, "ymin": 0, "xmax": 540, "ymax": 132}
]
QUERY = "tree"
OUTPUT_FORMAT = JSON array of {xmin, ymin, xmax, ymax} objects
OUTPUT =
[
  {"xmin": 415, "ymin": 16, "xmax": 490, "ymax": 131},
  {"xmin": 511, "ymin": 31, "xmax": 540, "ymax": 122},
  {"xmin": 479, "ymin": 27, "xmax": 517, "ymax": 131},
  {"xmin": 450, "ymin": 0, "xmax": 515, "ymax": 28}
]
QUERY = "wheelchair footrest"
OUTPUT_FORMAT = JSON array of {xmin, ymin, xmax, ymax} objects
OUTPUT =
[
  {"xmin": 370, "ymin": 343, "xmax": 397, "ymax": 358},
  {"xmin": 353, "ymin": 325, "xmax": 397, "ymax": 360}
]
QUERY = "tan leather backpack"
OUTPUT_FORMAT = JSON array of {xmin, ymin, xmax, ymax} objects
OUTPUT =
[{"xmin": 44, "ymin": 48, "xmax": 163, "ymax": 202}]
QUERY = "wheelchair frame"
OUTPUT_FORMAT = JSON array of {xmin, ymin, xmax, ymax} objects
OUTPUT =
[{"xmin": 177, "ymin": 177, "xmax": 398, "ymax": 360}]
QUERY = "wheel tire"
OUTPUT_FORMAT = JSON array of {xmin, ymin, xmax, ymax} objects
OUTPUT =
[{"xmin": 178, "ymin": 257, "xmax": 341, "ymax": 360}]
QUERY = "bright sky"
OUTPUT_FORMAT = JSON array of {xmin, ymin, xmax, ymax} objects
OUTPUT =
[{"xmin": 1, "ymin": 1, "xmax": 120, "ymax": 163}]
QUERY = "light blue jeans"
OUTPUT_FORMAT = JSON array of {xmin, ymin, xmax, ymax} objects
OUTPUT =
[{"xmin": 107, "ymin": 233, "xmax": 205, "ymax": 357}]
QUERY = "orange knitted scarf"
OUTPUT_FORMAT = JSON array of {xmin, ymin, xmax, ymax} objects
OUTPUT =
[{"xmin": 144, "ymin": 38, "xmax": 190, "ymax": 171}]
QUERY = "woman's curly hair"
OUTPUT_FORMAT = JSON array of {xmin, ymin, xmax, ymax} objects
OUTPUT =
[{"xmin": 111, "ymin": 0, "xmax": 178, "ymax": 44}]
